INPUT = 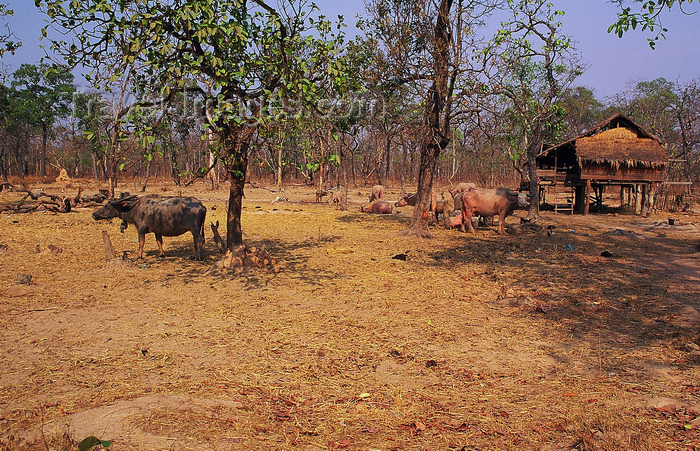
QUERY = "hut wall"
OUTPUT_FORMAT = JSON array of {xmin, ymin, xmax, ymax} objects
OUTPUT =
[{"xmin": 580, "ymin": 161, "xmax": 665, "ymax": 182}]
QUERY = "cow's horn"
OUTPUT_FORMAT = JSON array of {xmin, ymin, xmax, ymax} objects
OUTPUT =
[
  {"xmin": 506, "ymin": 189, "xmax": 518, "ymax": 196},
  {"xmin": 526, "ymin": 193, "xmax": 535, "ymax": 198}
]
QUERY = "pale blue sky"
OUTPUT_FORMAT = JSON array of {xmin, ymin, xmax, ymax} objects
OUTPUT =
[{"xmin": 3, "ymin": 0, "xmax": 698, "ymax": 99}]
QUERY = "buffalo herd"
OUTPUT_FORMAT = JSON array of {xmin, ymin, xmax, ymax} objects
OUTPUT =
[
  {"xmin": 92, "ymin": 183, "xmax": 532, "ymax": 260},
  {"xmin": 361, "ymin": 183, "xmax": 533, "ymax": 235}
]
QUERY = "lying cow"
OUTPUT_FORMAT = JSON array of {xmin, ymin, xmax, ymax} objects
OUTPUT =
[
  {"xmin": 445, "ymin": 210, "xmax": 463, "ymax": 229},
  {"xmin": 92, "ymin": 195, "xmax": 206, "ymax": 260},
  {"xmin": 368, "ymin": 185, "xmax": 385, "ymax": 203},
  {"xmin": 395, "ymin": 190, "xmax": 438, "ymax": 223},
  {"xmin": 444, "ymin": 210, "xmax": 492, "ymax": 230},
  {"xmin": 360, "ymin": 200, "xmax": 393, "ymax": 214},
  {"xmin": 460, "ymin": 188, "xmax": 533, "ymax": 235}
]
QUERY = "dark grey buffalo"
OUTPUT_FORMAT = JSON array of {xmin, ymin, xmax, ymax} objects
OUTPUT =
[
  {"xmin": 460, "ymin": 188, "xmax": 533, "ymax": 235},
  {"xmin": 92, "ymin": 195, "xmax": 206, "ymax": 260}
]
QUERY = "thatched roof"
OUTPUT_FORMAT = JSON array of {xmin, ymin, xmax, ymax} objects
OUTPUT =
[{"xmin": 542, "ymin": 113, "xmax": 667, "ymax": 167}]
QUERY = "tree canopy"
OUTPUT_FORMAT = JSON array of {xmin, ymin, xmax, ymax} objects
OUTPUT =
[
  {"xmin": 11, "ymin": 63, "xmax": 75, "ymax": 176},
  {"xmin": 609, "ymin": 0, "xmax": 697, "ymax": 48},
  {"xmin": 37, "ymin": 0, "xmax": 348, "ymax": 248},
  {"xmin": 0, "ymin": 3, "xmax": 20, "ymax": 56}
]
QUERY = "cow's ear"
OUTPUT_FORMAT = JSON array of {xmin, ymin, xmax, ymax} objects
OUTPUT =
[{"xmin": 112, "ymin": 195, "xmax": 139, "ymax": 212}]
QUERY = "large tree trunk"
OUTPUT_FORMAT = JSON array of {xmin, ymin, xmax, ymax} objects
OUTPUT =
[
  {"xmin": 227, "ymin": 170, "xmax": 245, "ymax": 248},
  {"xmin": 224, "ymin": 131, "xmax": 250, "ymax": 250},
  {"xmin": 91, "ymin": 153, "xmax": 99, "ymax": 181},
  {"xmin": 402, "ymin": 141, "xmax": 440, "ymax": 237},
  {"xmin": 170, "ymin": 148, "xmax": 181, "ymax": 186},
  {"xmin": 401, "ymin": 0, "xmax": 452, "ymax": 237}
]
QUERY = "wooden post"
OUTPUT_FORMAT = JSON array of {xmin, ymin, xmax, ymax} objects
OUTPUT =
[
  {"xmin": 628, "ymin": 186, "xmax": 634, "ymax": 205},
  {"xmin": 635, "ymin": 184, "xmax": 642, "ymax": 214},
  {"xmin": 584, "ymin": 179, "xmax": 591, "ymax": 215},
  {"xmin": 620, "ymin": 185, "xmax": 625, "ymax": 208},
  {"xmin": 646, "ymin": 183, "xmax": 655, "ymax": 216}
]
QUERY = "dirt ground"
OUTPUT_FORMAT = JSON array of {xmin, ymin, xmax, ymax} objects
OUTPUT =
[{"xmin": 0, "ymin": 179, "xmax": 699, "ymax": 450}]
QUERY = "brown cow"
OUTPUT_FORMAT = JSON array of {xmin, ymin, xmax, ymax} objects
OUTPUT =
[
  {"xmin": 444, "ymin": 210, "xmax": 463, "ymax": 229},
  {"xmin": 368, "ymin": 185, "xmax": 385, "ymax": 203},
  {"xmin": 360, "ymin": 200, "xmax": 393, "ymax": 214},
  {"xmin": 460, "ymin": 188, "xmax": 533, "ymax": 234},
  {"xmin": 434, "ymin": 200, "xmax": 447, "ymax": 222},
  {"xmin": 394, "ymin": 190, "xmax": 438, "ymax": 223},
  {"xmin": 315, "ymin": 189, "xmax": 328, "ymax": 203},
  {"xmin": 450, "ymin": 182, "xmax": 477, "ymax": 197},
  {"xmin": 329, "ymin": 191, "xmax": 343, "ymax": 210}
]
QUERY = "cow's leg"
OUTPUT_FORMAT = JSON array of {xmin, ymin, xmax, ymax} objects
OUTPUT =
[
  {"xmin": 191, "ymin": 230, "xmax": 203, "ymax": 260},
  {"xmin": 462, "ymin": 210, "xmax": 476, "ymax": 233},
  {"xmin": 137, "ymin": 231, "xmax": 146, "ymax": 259},
  {"xmin": 462, "ymin": 209, "xmax": 476, "ymax": 233},
  {"xmin": 155, "ymin": 233, "xmax": 165, "ymax": 257},
  {"xmin": 497, "ymin": 213, "xmax": 506, "ymax": 234}
]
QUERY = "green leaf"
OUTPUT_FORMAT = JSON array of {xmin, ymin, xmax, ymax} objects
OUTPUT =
[{"xmin": 77, "ymin": 436, "xmax": 111, "ymax": 451}]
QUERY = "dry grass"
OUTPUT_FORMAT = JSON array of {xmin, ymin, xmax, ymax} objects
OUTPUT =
[{"xmin": 0, "ymin": 179, "xmax": 698, "ymax": 450}]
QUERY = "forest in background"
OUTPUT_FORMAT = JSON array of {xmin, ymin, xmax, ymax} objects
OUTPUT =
[{"xmin": 0, "ymin": 2, "xmax": 697, "ymax": 196}]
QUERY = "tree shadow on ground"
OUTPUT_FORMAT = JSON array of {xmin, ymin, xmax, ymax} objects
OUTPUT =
[
  {"xmin": 427, "ymin": 227, "xmax": 699, "ymax": 372},
  {"xmin": 161, "ymin": 235, "xmax": 344, "ymax": 289},
  {"xmin": 334, "ymin": 212, "xmax": 410, "ymax": 226}
]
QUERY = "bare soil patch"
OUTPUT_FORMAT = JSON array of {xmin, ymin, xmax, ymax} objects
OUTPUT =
[{"xmin": 1, "ymin": 180, "xmax": 699, "ymax": 450}]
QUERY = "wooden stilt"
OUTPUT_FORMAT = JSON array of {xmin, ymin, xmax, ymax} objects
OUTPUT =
[
  {"xmin": 620, "ymin": 186, "xmax": 625, "ymax": 208},
  {"xmin": 635, "ymin": 184, "xmax": 642, "ymax": 214}
]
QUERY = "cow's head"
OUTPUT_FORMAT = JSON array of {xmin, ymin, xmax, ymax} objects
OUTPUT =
[
  {"xmin": 92, "ymin": 195, "xmax": 140, "ymax": 220},
  {"xmin": 506, "ymin": 189, "xmax": 534, "ymax": 209},
  {"xmin": 394, "ymin": 193, "xmax": 414, "ymax": 207}
]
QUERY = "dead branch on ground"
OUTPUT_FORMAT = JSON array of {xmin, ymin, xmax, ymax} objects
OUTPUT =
[
  {"xmin": 210, "ymin": 221, "xmax": 227, "ymax": 255},
  {"xmin": 0, "ymin": 187, "xmax": 108, "ymax": 213}
]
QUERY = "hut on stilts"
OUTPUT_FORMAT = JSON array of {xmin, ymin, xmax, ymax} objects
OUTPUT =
[{"xmin": 535, "ymin": 113, "xmax": 667, "ymax": 215}]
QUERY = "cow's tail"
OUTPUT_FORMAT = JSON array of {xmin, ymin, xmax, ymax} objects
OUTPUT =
[{"xmin": 200, "ymin": 208, "xmax": 206, "ymax": 243}]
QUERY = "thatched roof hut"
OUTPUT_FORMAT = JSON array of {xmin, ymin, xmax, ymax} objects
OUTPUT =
[
  {"xmin": 536, "ymin": 114, "xmax": 668, "ymax": 215},
  {"xmin": 538, "ymin": 113, "xmax": 667, "ymax": 183}
]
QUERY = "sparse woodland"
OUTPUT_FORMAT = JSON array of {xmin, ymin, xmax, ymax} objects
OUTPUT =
[{"xmin": 0, "ymin": 1, "xmax": 699, "ymax": 449}]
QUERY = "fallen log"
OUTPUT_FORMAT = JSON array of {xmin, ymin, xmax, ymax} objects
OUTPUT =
[{"xmin": 0, "ymin": 188, "xmax": 105, "ymax": 213}]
